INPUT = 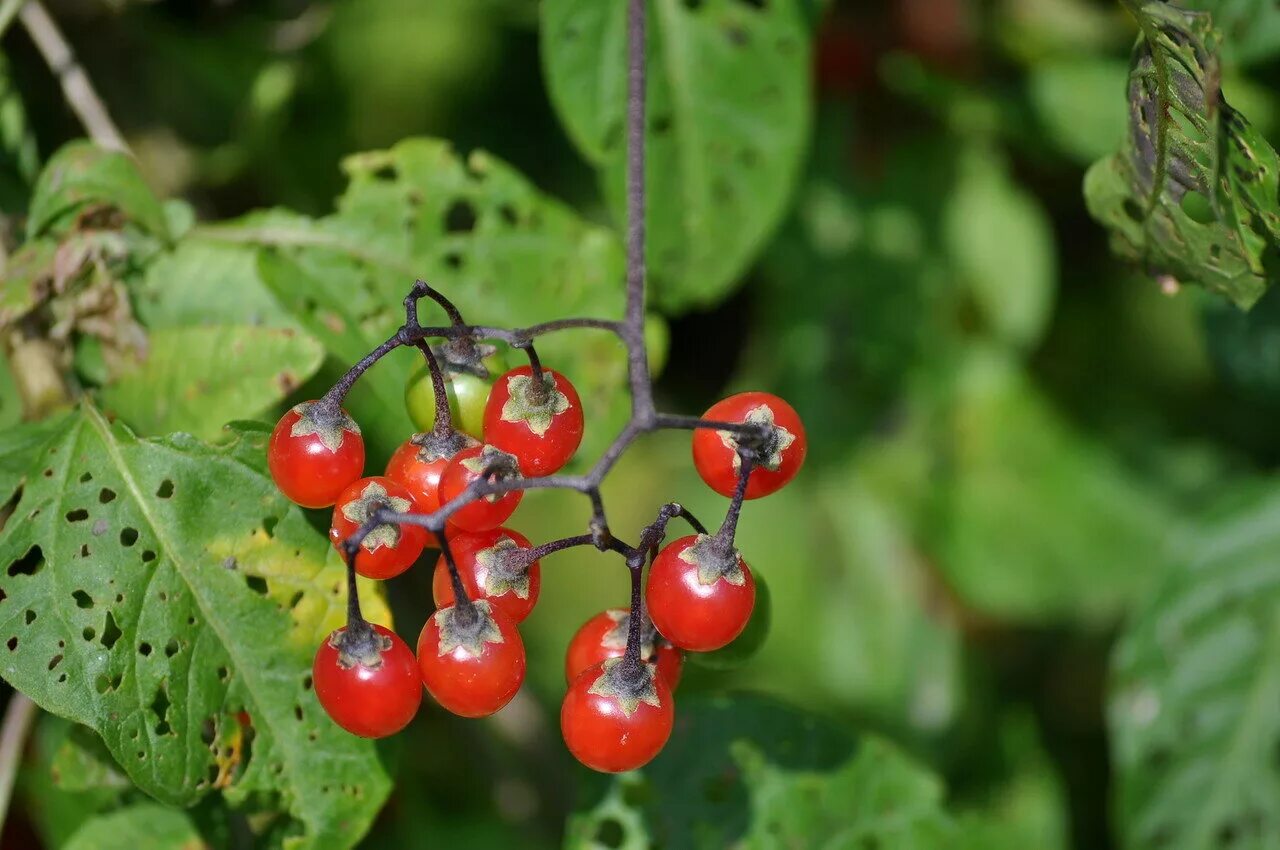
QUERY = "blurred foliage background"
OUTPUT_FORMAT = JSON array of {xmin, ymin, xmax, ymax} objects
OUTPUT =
[{"xmin": 3, "ymin": 0, "xmax": 1280, "ymax": 848}]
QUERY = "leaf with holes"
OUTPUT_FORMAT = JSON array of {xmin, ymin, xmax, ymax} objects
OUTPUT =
[
  {"xmin": 541, "ymin": 0, "xmax": 812, "ymax": 311},
  {"xmin": 1110, "ymin": 483, "xmax": 1280, "ymax": 850},
  {"xmin": 213, "ymin": 137, "xmax": 631, "ymax": 461},
  {"xmin": 98, "ymin": 325, "xmax": 325, "ymax": 441},
  {"xmin": 1083, "ymin": 1, "xmax": 1280, "ymax": 309},
  {"xmin": 0, "ymin": 403, "xmax": 392, "ymax": 850},
  {"xmin": 27, "ymin": 141, "xmax": 170, "ymax": 242}
]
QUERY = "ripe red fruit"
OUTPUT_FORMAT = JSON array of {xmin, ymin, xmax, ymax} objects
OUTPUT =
[
  {"xmin": 482, "ymin": 365, "xmax": 584, "ymax": 476},
  {"xmin": 417, "ymin": 600, "xmax": 525, "ymax": 717},
  {"xmin": 313, "ymin": 623, "xmax": 422, "ymax": 738},
  {"xmin": 438, "ymin": 444, "xmax": 523, "ymax": 533},
  {"xmin": 646, "ymin": 535, "xmax": 755, "ymax": 652},
  {"xmin": 692, "ymin": 392, "xmax": 806, "ymax": 499},
  {"xmin": 329, "ymin": 476, "xmax": 429, "ymax": 579},
  {"xmin": 432, "ymin": 528, "xmax": 541, "ymax": 623},
  {"xmin": 561, "ymin": 658, "xmax": 674, "ymax": 773},
  {"xmin": 268, "ymin": 401, "xmax": 365, "ymax": 508},
  {"xmin": 385, "ymin": 433, "xmax": 480, "ymax": 544},
  {"xmin": 565, "ymin": 609, "xmax": 682, "ymax": 691}
]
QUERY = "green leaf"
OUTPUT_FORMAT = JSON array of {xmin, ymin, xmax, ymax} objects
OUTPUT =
[
  {"xmin": 928, "ymin": 346, "xmax": 1175, "ymax": 623},
  {"xmin": 1027, "ymin": 58, "xmax": 1128, "ymax": 164},
  {"xmin": 98, "ymin": 325, "xmax": 325, "ymax": 440},
  {"xmin": 541, "ymin": 0, "xmax": 812, "ymax": 311},
  {"xmin": 732, "ymin": 738, "xmax": 957, "ymax": 847},
  {"xmin": 1083, "ymin": 1, "xmax": 1280, "ymax": 309},
  {"xmin": 0, "ymin": 404, "xmax": 392, "ymax": 850},
  {"xmin": 0, "ymin": 414, "xmax": 70, "ymax": 504},
  {"xmin": 944, "ymin": 147, "xmax": 1056, "ymax": 348},
  {"xmin": 1180, "ymin": 0, "xmax": 1280, "ymax": 66},
  {"xmin": 28, "ymin": 141, "xmax": 170, "ymax": 242},
  {"xmin": 63, "ymin": 802, "xmax": 203, "ymax": 850},
  {"xmin": 1110, "ymin": 482, "xmax": 1280, "ymax": 850},
  {"xmin": 568, "ymin": 694, "xmax": 1030, "ymax": 848},
  {"xmin": 567, "ymin": 693, "xmax": 855, "ymax": 849},
  {"xmin": 18, "ymin": 714, "xmax": 124, "ymax": 848},
  {"xmin": 200, "ymin": 138, "xmax": 629, "ymax": 461},
  {"xmin": 134, "ymin": 231, "xmax": 298, "ymax": 329}
]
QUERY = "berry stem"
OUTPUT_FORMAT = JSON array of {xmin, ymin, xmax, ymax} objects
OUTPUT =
[
  {"xmin": 622, "ymin": 551, "xmax": 646, "ymax": 667},
  {"xmin": 407, "ymin": 279, "xmax": 467, "ymax": 328},
  {"xmin": 713, "ymin": 454, "xmax": 754, "ymax": 550},
  {"xmin": 518, "ymin": 341, "xmax": 550, "ymax": 405},
  {"xmin": 415, "ymin": 341, "xmax": 457, "ymax": 438},
  {"xmin": 436, "ymin": 532, "xmax": 476, "ymax": 618}
]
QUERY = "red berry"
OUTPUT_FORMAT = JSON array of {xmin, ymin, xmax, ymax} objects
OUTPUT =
[
  {"xmin": 385, "ymin": 433, "xmax": 480, "ymax": 545},
  {"xmin": 561, "ymin": 658, "xmax": 673, "ymax": 773},
  {"xmin": 482, "ymin": 365, "xmax": 584, "ymax": 476},
  {"xmin": 438, "ymin": 444, "xmax": 523, "ymax": 533},
  {"xmin": 329, "ymin": 476, "xmax": 429, "ymax": 580},
  {"xmin": 565, "ymin": 609, "xmax": 682, "ymax": 691},
  {"xmin": 692, "ymin": 392, "xmax": 806, "ymax": 499},
  {"xmin": 432, "ymin": 528, "xmax": 541, "ymax": 623},
  {"xmin": 417, "ymin": 600, "xmax": 525, "ymax": 717},
  {"xmin": 646, "ymin": 535, "xmax": 755, "ymax": 652},
  {"xmin": 313, "ymin": 623, "xmax": 421, "ymax": 738},
  {"xmin": 268, "ymin": 401, "xmax": 365, "ymax": 508}
]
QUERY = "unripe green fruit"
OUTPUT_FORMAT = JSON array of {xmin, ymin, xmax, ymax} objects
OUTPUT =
[{"xmin": 404, "ymin": 350, "xmax": 505, "ymax": 439}]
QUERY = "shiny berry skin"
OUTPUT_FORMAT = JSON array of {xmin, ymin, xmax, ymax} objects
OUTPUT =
[
  {"xmin": 565, "ymin": 609, "xmax": 682, "ymax": 691},
  {"xmin": 692, "ymin": 392, "xmax": 806, "ymax": 499},
  {"xmin": 561, "ymin": 658, "xmax": 674, "ymax": 773},
  {"xmin": 268, "ymin": 401, "xmax": 365, "ymax": 508},
  {"xmin": 432, "ymin": 528, "xmax": 541, "ymax": 623},
  {"xmin": 385, "ymin": 433, "xmax": 479, "ymax": 545},
  {"xmin": 482, "ymin": 365, "xmax": 584, "ymax": 476},
  {"xmin": 329, "ymin": 476, "xmax": 429, "ymax": 580},
  {"xmin": 417, "ymin": 600, "xmax": 525, "ymax": 717},
  {"xmin": 313, "ymin": 623, "xmax": 422, "ymax": 738},
  {"xmin": 438, "ymin": 445, "xmax": 523, "ymax": 533},
  {"xmin": 646, "ymin": 535, "xmax": 755, "ymax": 652}
]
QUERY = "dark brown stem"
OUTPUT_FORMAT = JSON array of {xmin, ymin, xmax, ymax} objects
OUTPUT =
[{"xmin": 415, "ymin": 341, "xmax": 456, "ymax": 437}]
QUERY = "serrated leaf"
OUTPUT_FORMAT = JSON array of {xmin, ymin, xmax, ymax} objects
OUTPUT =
[
  {"xmin": 1110, "ymin": 483, "xmax": 1280, "ymax": 850},
  {"xmin": 98, "ymin": 325, "xmax": 325, "ymax": 440},
  {"xmin": 0, "ymin": 404, "xmax": 391, "ymax": 850},
  {"xmin": 28, "ymin": 141, "xmax": 170, "ymax": 242},
  {"xmin": 541, "ymin": 0, "xmax": 811, "ymax": 311},
  {"xmin": 199, "ymin": 138, "xmax": 630, "ymax": 461},
  {"xmin": 1083, "ymin": 1, "xmax": 1280, "ymax": 309},
  {"xmin": 62, "ymin": 802, "xmax": 203, "ymax": 850}
]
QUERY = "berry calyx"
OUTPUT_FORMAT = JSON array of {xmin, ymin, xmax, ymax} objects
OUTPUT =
[
  {"xmin": 268, "ymin": 401, "xmax": 365, "ymax": 508},
  {"xmin": 483, "ymin": 365, "xmax": 584, "ymax": 476},
  {"xmin": 565, "ymin": 609, "xmax": 682, "ymax": 691},
  {"xmin": 692, "ymin": 392, "xmax": 806, "ymax": 499},
  {"xmin": 561, "ymin": 657, "xmax": 674, "ymax": 773},
  {"xmin": 313, "ymin": 623, "xmax": 421, "ymax": 738},
  {"xmin": 385, "ymin": 431, "xmax": 480, "ymax": 544},
  {"xmin": 417, "ymin": 600, "xmax": 526, "ymax": 717},
  {"xmin": 431, "ymin": 527, "xmax": 542, "ymax": 623},
  {"xmin": 646, "ymin": 534, "xmax": 755, "ymax": 652},
  {"xmin": 329, "ymin": 476, "xmax": 430, "ymax": 579},
  {"xmin": 438, "ymin": 444, "xmax": 524, "ymax": 533}
]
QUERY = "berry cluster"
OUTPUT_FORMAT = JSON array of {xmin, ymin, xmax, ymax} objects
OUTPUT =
[{"xmin": 265, "ymin": 281, "xmax": 805, "ymax": 773}]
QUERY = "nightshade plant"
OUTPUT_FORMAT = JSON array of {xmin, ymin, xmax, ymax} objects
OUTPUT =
[{"xmin": 266, "ymin": 0, "xmax": 806, "ymax": 771}]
